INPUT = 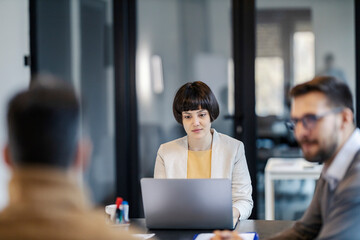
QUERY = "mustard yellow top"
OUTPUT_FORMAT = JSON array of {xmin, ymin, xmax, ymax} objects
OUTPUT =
[{"xmin": 187, "ymin": 149, "xmax": 211, "ymax": 178}]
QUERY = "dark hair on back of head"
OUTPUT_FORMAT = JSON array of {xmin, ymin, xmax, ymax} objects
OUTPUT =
[
  {"xmin": 290, "ymin": 76, "xmax": 354, "ymax": 113},
  {"xmin": 7, "ymin": 75, "xmax": 80, "ymax": 169},
  {"xmin": 172, "ymin": 81, "xmax": 219, "ymax": 124}
]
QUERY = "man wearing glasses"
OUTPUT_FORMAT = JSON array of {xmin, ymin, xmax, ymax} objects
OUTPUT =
[
  {"xmin": 212, "ymin": 76, "xmax": 360, "ymax": 240},
  {"xmin": 267, "ymin": 76, "xmax": 360, "ymax": 239}
]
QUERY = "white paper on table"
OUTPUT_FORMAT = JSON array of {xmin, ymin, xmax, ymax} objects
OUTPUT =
[{"xmin": 132, "ymin": 233, "xmax": 156, "ymax": 239}]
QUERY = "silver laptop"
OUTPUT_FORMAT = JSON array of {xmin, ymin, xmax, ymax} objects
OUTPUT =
[{"xmin": 140, "ymin": 178, "xmax": 237, "ymax": 229}]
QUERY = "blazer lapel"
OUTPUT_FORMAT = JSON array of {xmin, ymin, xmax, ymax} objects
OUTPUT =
[
  {"xmin": 210, "ymin": 129, "xmax": 223, "ymax": 178},
  {"xmin": 175, "ymin": 136, "xmax": 188, "ymax": 178}
]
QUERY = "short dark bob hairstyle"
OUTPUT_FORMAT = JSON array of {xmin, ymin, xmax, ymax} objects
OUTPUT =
[
  {"xmin": 172, "ymin": 81, "xmax": 219, "ymax": 124},
  {"xmin": 290, "ymin": 75, "xmax": 354, "ymax": 113}
]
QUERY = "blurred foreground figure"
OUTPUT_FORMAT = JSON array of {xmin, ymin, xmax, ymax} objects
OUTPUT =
[
  {"xmin": 213, "ymin": 76, "xmax": 360, "ymax": 240},
  {"xmin": 268, "ymin": 76, "xmax": 360, "ymax": 239},
  {"xmin": 0, "ymin": 75, "xmax": 136, "ymax": 240}
]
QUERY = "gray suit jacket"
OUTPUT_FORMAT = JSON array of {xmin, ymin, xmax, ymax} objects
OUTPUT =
[
  {"xmin": 154, "ymin": 128, "xmax": 253, "ymax": 219},
  {"xmin": 267, "ymin": 150, "xmax": 360, "ymax": 240}
]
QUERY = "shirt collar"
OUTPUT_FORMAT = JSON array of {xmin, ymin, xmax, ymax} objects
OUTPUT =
[{"xmin": 323, "ymin": 128, "xmax": 360, "ymax": 190}]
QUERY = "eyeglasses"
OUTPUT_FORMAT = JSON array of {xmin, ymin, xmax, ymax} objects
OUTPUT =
[{"xmin": 285, "ymin": 107, "xmax": 344, "ymax": 131}]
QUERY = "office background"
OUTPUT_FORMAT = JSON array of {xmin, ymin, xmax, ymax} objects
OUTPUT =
[{"xmin": 0, "ymin": 0, "xmax": 358, "ymax": 220}]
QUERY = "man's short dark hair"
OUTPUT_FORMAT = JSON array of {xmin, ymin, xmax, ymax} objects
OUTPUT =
[
  {"xmin": 7, "ymin": 75, "xmax": 80, "ymax": 169},
  {"xmin": 290, "ymin": 76, "xmax": 354, "ymax": 113},
  {"xmin": 172, "ymin": 81, "xmax": 219, "ymax": 124}
]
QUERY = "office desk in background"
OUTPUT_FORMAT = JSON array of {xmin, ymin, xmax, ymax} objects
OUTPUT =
[
  {"xmin": 265, "ymin": 158, "xmax": 323, "ymax": 220},
  {"xmin": 128, "ymin": 219, "xmax": 295, "ymax": 240}
]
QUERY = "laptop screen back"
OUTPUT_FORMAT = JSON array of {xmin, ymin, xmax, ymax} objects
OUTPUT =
[{"xmin": 140, "ymin": 178, "xmax": 234, "ymax": 229}]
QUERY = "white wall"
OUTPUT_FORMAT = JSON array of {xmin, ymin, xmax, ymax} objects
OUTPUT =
[
  {"xmin": 257, "ymin": 0, "xmax": 355, "ymax": 93},
  {"xmin": 0, "ymin": 0, "xmax": 30, "ymax": 209}
]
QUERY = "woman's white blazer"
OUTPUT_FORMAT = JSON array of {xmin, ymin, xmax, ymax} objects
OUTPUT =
[{"xmin": 154, "ymin": 128, "xmax": 253, "ymax": 220}]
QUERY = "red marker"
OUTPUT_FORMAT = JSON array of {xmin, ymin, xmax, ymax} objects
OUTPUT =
[{"xmin": 115, "ymin": 197, "xmax": 123, "ymax": 223}]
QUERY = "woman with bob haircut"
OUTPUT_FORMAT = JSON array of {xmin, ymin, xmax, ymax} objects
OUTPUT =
[{"xmin": 154, "ymin": 81, "xmax": 253, "ymax": 220}]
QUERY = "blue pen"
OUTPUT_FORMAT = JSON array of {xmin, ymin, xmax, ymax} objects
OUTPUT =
[{"xmin": 122, "ymin": 201, "xmax": 129, "ymax": 223}]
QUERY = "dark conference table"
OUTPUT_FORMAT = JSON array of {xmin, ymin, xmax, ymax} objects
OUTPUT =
[{"xmin": 129, "ymin": 218, "xmax": 295, "ymax": 240}]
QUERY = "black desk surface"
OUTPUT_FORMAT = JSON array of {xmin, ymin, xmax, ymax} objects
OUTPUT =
[{"xmin": 129, "ymin": 218, "xmax": 295, "ymax": 240}]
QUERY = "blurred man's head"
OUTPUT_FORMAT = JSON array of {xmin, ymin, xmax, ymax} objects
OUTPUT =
[
  {"xmin": 4, "ymin": 75, "xmax": 86, "ymax": 170},
  {"xmin": 288, "ymin": 76, "xmax": 355, "ymax": 164}
]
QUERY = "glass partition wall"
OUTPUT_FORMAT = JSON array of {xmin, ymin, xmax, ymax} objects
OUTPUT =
[
  {"xmin": 31, "ymin": 0, "xmax": 116, "ymax": 205},
  {"xmin": 30, "ymin": 0, "xmax": 357, "ymax": 219}
]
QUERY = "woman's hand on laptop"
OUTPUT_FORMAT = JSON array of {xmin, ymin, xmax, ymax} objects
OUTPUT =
[
  {"xmin": 232, "ymin": 207, "xmax": 240, "ymax": 220},
  {"xmin": 211, "ymin": 230, "xmax": 243, "ymax": 240}
]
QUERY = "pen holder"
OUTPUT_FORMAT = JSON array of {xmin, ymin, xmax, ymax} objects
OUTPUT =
[{"xmin": 105, "ymin": 202, "xmax": 129, "ymax": 224}]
